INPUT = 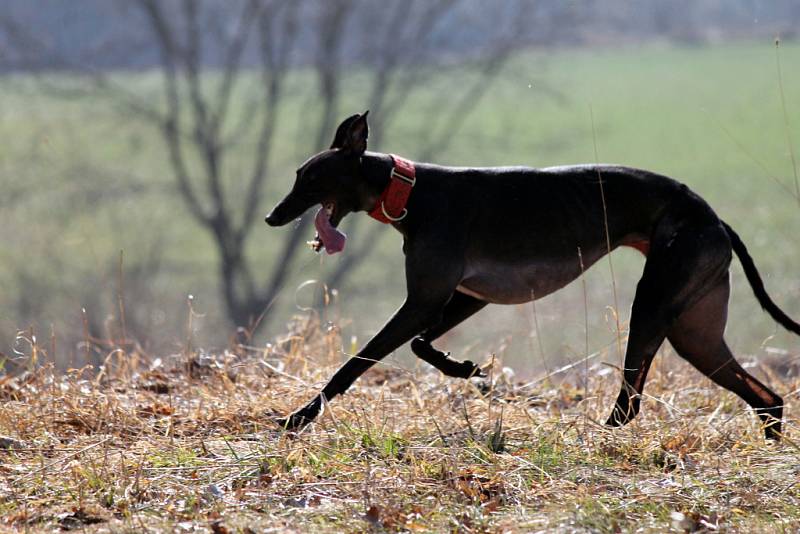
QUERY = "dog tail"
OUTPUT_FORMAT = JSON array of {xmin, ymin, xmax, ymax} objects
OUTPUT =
[{"xmin": 722, "ymin": 220, "xmax": 800, "ymax": 336}]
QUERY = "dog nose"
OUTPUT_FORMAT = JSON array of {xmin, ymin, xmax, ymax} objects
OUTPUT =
[{"xmin": 265, "ymin": 212, "xmax": 279, "ymax": 226}]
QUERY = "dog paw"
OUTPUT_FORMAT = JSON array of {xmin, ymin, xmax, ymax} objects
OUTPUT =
[
  {"xmin": 460, "ymin": 360, "xmax": 486, "ymax": 379},
  {"xmin": 275, "ymin": 408, "xmax": 317, "ymax": 431},
  {"xmin": 604, "ymin": 414, "xmax": 623, "ymax": 427},
  {"xmin": 275, "ymin": 414, "xmax": 307, "ymax": 431},
  {"xmin": 605, "ymin": 407, "xmax": 637, "ymax": 428}
]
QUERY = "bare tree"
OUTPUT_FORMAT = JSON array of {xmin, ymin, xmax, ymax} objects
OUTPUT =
[
  {"xmin": 135, "ymin": 0, "xmax": 302, "ymax": 328},
  {"xmin": 0, "ymin": 0, "xmax": 531, "ymax": 336}
]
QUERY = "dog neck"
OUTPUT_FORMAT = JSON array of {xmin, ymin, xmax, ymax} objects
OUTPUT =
[
  {"xmin": 359, "ymin": 152, "xmax": 417, "ymax": 229},
  {"xmin": 360, "ymin": 152, "xmax": 394, "ymax": 196}
]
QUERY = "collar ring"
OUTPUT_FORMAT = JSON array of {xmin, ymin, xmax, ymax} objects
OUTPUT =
[{"xmin": 381, "ymin": 202, "xmax": 407, "ymax": 222}]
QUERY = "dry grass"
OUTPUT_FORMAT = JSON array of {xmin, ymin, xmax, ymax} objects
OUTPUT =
[{"xmin": 1, "ymin": 316, "xmax": 800, "ymax": 533}]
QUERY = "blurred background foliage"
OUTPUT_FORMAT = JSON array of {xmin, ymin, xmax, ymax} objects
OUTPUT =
[{"xmin": 0, "ymin": 0, "xmax": 798, "ymax": 375}]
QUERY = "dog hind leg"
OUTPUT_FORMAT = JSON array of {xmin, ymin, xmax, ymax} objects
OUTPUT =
[
  {"xmin": 605, "ymin": 279, "xmax": 671, "ymax": 428},
  {"xmin": 411, "ymin": 291, "xmax": 488, "ymax": 378},
  {"xmin": 667, "ymin": 277, "xmax": 783, "ymax": 440},
  {"xmin": 606, "ymin": 220, "xmax": 733, "ymax": 429}
]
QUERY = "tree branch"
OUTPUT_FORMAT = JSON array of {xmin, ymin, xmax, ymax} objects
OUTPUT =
[
  {"xmin": 210, "ymin": 0, "xmax": 262, "ymax": 134},
  {"xmin": 139, "ymin": 0, "xmax": 211, "ymax": 226},
  {"xmin": 179, "ymin": 0, "xmax": 228, "ymax": 226},
  {"xmin": 238, "ymin": 0, "xmax": 300, "ymax": 243}
]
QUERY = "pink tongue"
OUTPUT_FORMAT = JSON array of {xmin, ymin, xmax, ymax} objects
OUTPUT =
[{"xmin": 314, "ymin": 206, "xmax": 346, "ymax": 254}]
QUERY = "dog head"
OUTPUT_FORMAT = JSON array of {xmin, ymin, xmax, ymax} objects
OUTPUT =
[{"xmin": 265, "ymin": 112, "xmax": 372, "ymax": 231}]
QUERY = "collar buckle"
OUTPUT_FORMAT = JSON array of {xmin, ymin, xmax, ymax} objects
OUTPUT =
[{"xmin": 391, "ymin": 168, "xmax": 416, "ymax": 186}]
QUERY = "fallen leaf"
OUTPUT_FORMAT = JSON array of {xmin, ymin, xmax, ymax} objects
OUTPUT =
[
  {"xmin": 57, "ymin": 508, "xmax": 106, "ymax": 531},
  {"xmin": 365, "ymin": 504, "xmax": 381, "ymax": 525},
  {"xmin": 0, "ymin": 435, "xmax": 24, "ymax": 450}
]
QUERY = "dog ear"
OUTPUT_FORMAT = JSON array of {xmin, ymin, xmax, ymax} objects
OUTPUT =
[{"xmin": 330, "ymin": 111, "xmax": 369, "ymax": 155}]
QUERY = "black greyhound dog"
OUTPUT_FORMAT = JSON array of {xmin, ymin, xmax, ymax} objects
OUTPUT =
[{"xmin": 266, "ymin": 112, "xmax": 800, "ymax": 439}]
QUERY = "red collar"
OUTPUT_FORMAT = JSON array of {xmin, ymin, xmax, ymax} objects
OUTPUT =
[{"xmin": 368, "ymin": 154, "xmax": 416, "ymax": 224}]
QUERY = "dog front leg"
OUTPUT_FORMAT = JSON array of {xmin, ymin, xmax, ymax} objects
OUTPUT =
[
  {"xmin": 279, "ymin": 298, "xmax": 447, "ymax": 429},
  {"xmin": 410, "ymin": 291, "xmax": 488, "ymax": 378},
  {"xmin": 279, "ymin": 231, "xmax": 468, "ymax": 430}
]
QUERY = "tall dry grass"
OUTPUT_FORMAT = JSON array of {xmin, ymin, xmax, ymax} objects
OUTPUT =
[{"xmin": 1, "ymin": 313, "xmax": 799, "ymax": 532}]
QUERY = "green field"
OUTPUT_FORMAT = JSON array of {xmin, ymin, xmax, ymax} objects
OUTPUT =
[{"xmin": 0, "ymin": 41, "xmax": 798, "ymax": 374}]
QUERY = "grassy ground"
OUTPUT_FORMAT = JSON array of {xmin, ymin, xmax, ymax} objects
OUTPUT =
[{"xmin": 2, "ymin": 317, "xmax": 800, "ymax": 533}]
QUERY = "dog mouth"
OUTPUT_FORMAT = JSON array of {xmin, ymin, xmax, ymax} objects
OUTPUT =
[{"xmin": 310, "ymin": 201, "xmax": 347, "ymax": 254}]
